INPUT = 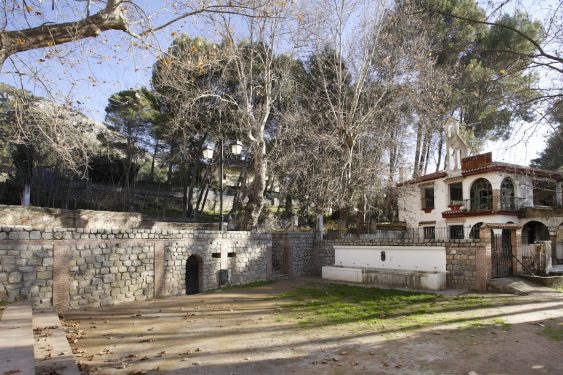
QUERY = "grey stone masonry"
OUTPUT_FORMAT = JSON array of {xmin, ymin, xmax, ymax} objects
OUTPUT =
[
  {"xmin": 272, "ymin": 233, "xmax": 315, "ymax": 276},
  {"xmin": 68, "ymin": 242, "xmax": 155, "ymax": 309},
  {"xmin": 0, "ymin": 240, "xmax": 53, "ymax": 307},
  {"xmin": 0, "ymin": 226, "xmax": 272, "ymax": 311}
]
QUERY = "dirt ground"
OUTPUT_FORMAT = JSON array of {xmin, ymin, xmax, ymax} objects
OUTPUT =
[{"xmin": 62, "ymin": 278, "xmax": 563, "ymax": 375}]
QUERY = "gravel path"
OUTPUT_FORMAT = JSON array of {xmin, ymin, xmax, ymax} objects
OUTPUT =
[{"xmin": 63, "ymin": 278, "xmax": 563, "ymax": 375}]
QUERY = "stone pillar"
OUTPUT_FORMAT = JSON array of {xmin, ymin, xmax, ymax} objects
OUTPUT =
[
  {"xmin": 53, "ymin": 244, "xmax": 70, "ymax": 314},
  {"xmin": 548, "ymin": 232, "xmax": 556, "ymax": 273},
  {"xmin": 511, "ymin": 229, "xmax": 522, "ymax": 275},
  {"xmin": 154, "ymin": 242, "xmax": 165, "ymax": 298},
  {"xmin": 476, "ymin": 226, "xmax": 492, "ymax": 291}
]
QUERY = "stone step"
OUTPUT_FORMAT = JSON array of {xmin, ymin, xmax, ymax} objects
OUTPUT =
[
  {"xmin": 488, "ymin": 276, "xmax": 556, "ymax": 295},
  {"xmin": 271, "ymin": 272, "xmax": 289, "ymax": 280},
  {"xmin": 33, "ymin": 309, "xmax": 80, "ymax": 375},
  {"xmin": 0, "ymin": 302, "xmax": 36, "ymax": 375}
]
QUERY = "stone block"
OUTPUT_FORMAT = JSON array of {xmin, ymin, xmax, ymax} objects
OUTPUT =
[
  {"xmin": 36, "ymin": 271, "xmax": 52, "ymax": 280},
  {"xmin": 40, "ymin": 232, "xmax": 53, "ymax": 240},
  {"xmin": 8, "ymin": 271, "xmax": 22, "ymax": 283},
  {"xmin": 30, "ymin": 231, "xmax": 41, "ymax": 240},
  {"xmin": 42, "ymin": 258, "xmax": 53, "ymax": 267}
]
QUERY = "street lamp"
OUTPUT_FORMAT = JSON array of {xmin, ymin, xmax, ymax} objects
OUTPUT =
[{"xmin": 203, "ymin": 139, "xmax": 243, "ymax": 231}]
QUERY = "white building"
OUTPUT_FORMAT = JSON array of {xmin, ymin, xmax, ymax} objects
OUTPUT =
[{"xmin": 397, "ymin": 118, "xmax": 563, "ymax": 266}]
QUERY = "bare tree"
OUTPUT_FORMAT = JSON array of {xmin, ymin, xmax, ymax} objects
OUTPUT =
[
  {"xmin": 0, "ymin": 83, "xmax": 107, "ymax": 204},
  {"xmin": 272, "ymin": 0, "xmax": 450, "ymax": 224},
  {"xmin": 152, "ymin": 2, "xmax": 297, "ymax": 229}
]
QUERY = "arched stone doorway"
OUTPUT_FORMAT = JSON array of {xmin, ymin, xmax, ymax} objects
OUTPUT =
[
  {"xmin": 186, "ymin": 255, "xmax": 203, "ymax": 295},
  {"xmin": 521, "ymin": 221, "xmax": 550, "ymax": 244},
  {"xmin": 470, "ymin": 178, "xmax": 493, "ymax": 211},
  {"xmin": 521, "ymin": 221, "xmax": 551, "ymax": 275}
]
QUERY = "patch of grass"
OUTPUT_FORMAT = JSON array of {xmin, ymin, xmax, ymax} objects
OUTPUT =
[
  {"xmin": 225, "ymin": 280, "xmax": 276, "ymax": 289},
  {"xmin": 551, "ymin": 286, "xmax": 563, "ymax": 293},
  {"xmin": 275, "ymin": 283, "xmax": 510, "ymax": 331},
  {"xmin": 537, "ymin": 324, "xmax": 563, "ymax": 341},
  {"xmin": 462, "ymin": 317, "xmax": 511, "ymax": 331}
]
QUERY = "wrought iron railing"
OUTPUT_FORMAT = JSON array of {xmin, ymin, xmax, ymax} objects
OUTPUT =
[
  {"xmin": 462, "ymin": 196, "xmax": 524, "ymax": 212},
  {"xmin": 355, "ymin": 226, "xmax": 480, "ymax": 241}
]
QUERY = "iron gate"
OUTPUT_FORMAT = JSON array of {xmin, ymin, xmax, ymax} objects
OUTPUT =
[{"xmin": 492, "ymin": 233, "xmax": 513, "ymax": 278}]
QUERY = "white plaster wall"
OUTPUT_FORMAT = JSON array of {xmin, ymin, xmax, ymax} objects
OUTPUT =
[
  {"xmin": 398, "ymin": 181, "xmax": 447, "ymax": 228},
  {"xmin": 334, "ymin": 245, "xmax": 446, "ymax": 272},
  {"xmin": 398, "ymin": 171, "xmax": 536, "ymax": 230}
]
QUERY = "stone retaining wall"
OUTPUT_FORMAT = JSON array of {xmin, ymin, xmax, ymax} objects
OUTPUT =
[
  {"xmin": 0, "ymin": 226, "xmax": 271, "ymax": 311},
  {"xmin": 272, "ymin": 233, "xmax": 315, "ymax": 276}
]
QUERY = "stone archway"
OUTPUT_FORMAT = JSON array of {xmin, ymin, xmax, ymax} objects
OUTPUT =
[
  {"xmin": 521, "ymin": 221, "xmax": 550, "ymax": 244},
  {"xmin": 521, "ymin": 221, "xmax": 551, "ymax": 274},
  {"xmin": 186, "ymin": 255, "xmax": 203, "ymax": 295}
]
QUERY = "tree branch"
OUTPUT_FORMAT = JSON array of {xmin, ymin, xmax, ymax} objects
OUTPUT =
[{"xmin": 0, "ymin": 2, "xmax": 127, "ymax": 66}]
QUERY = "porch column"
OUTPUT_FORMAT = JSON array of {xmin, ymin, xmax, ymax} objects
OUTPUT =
[
  {"xmin": 511, "ymin": 229, "xmax": 522, "ymax": 275},
  {"xmin": 549, "ymin": 231, "xmax": 556, "ymax": 272}
]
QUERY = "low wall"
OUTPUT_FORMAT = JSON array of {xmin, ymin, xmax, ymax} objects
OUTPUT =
[
  {"xmin": 334, "ymin": 245, "xmax": 446, "ymax": 272},
  {"xmin": 0, "ymin": 226, "xmax": 271, "ymax": 311},
  {"xmin": 313, "ymin": 239, "xmax": 486, "ymax": 290},
  {"xmin": 272, "ymin": 232, "xmax": 315, "ymax": 276},
  {"xmin": 0, "ymin": 204, "xmax": 219, "ymax": 230}
]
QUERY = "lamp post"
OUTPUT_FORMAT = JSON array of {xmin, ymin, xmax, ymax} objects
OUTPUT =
[{"xmin": 203, "ymin": 139, "xmax": 243, "ymax": 231}]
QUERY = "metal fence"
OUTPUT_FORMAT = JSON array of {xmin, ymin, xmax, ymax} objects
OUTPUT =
[
  {"xmin": 462, "ymin": 197, "xmax": 525, "ymax": 212},
  {"xmin": 346, "ymin": 226, "xmax": 481, "ymax": 241}
]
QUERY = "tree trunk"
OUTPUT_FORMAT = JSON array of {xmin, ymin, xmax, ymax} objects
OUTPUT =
[
  {"xmin": 419, "ymin": 130, "xmax": 429, "ymax": 175},
  {"xmin": 195, "ymin": 170, "xmax": 209, "ymax": 215},
  {"xmin": 199, "ymin": 183, "xmax": 210, "ymax": 216},
  {"xmin": 228, "ymin": 163, "xmax": 248, "ymax": 217},
  {"xmin": 186, "ymin": 161, "xmax": 199, "ymax": 218},
  {"xmin": 149, "ymin": 139, "xmax": 159, "ymax": 182},
  {"xmin": 181, "ymin": 164, "xmax": 188, "ymax": 218},
  {"xmin": 240, "ymin": 141, "xmax": 267, "ymax": 230},
  {"xmin": 423, "ymin": 133, "xmax": 431, "ymax": 175},
  {"xmin": 413, "ymin": 124, "xmax": 423, "ymax": 177},
  {"xmin": 436, "ymin": 127, "xmax": 444, "ymax": 172}
]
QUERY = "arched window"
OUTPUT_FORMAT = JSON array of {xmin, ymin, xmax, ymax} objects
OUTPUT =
[
  {"xmin": 500, "ymin": 178, "xmax": 515, "ymax": 210},
  {"xmin": 470, "ymin": 178, "xmax": 493, "ymax": 211},
  {"xmin": 470, "ymin": 222, "xmax": 483, "ymax": 239}
]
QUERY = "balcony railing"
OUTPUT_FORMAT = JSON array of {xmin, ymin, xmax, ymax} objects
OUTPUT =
[
  {"xmin": 461, "ymin": 197, "xmax": 524, "ymax": 212},
  {"xmin": 357, "ymin": 226, "xmax": 480, "ymax": 241}
]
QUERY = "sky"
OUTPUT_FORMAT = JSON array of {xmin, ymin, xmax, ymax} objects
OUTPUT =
[{"xmin": 0, "ymin": 0, "xmax": 560, "ymax": 167}]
